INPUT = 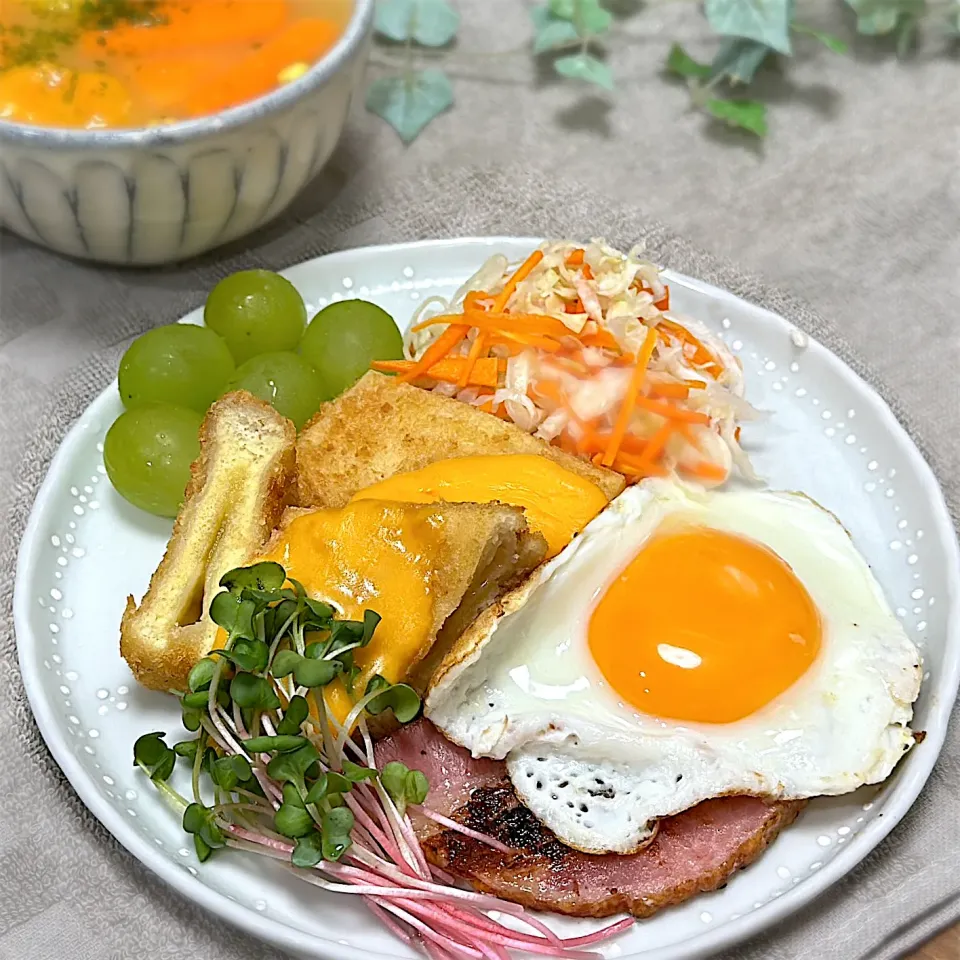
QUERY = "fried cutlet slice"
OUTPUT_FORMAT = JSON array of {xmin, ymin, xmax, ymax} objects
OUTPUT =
[
  {"xmin": 260, "ymin": 500, "xmax": 547, "ymax": 736},
  {"xmin": 295, "ymin": 371, "xmax": 625, "ymax": 508},
  {"xmin": 120, "ymin": 391, "xmax": 296, "ymax": 691}
]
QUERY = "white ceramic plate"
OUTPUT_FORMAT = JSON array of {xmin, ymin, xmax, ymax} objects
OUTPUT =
[{"xmin": 14, "ymin": 238, "xmax": 960, "ymax": 960}]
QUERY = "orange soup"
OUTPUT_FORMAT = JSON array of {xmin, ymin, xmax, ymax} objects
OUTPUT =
[{"xmin": 0, "ymin": 0, "xmax": 352, "ymax": 128}]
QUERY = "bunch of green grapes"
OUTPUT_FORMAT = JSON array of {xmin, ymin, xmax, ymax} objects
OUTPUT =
[{"xmin": 106, "ymin": 270, "xmax": 404, "ymax": 517}]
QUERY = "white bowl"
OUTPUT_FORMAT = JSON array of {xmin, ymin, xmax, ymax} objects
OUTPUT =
[{"xmin": 0, "ymin": 0, "xmax": 372, "ymax": 265}]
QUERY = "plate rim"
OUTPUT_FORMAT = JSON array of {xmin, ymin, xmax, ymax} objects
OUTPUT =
[{"xmin": 13, "ymin": 235, "xmax": 960, "ymax": 960}]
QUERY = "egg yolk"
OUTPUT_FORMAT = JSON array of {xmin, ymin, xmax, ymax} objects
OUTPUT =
[
  {"xmin": 588, "ymin": 526, "xmax": 822, "ymax": 724},
  {"xmin": 350, "ymin": 454, "xmax": 608, "ymax": 559},
  {"xmin": 258, "ymin": 501, "xmax": 444, "ymax": 726}
]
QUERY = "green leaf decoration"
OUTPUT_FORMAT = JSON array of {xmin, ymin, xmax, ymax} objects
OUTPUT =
[
  {"xmin": 181, "ymin": 705, "xmax": 202, "ymax": 732},
  {"xmin": 533, "ymin": 17, "xmax": 580, "ymax": 52},
  {"xmin": 342, "ymin": 760, "xmax": 379, "ymax": 783},
  {"xmin": 182, "ymin": 803, "xmax": 225, "ymax": 849},
  {"xmin": 792, "ymin": 24, "xmax": 849, "ymax": 53},
  {"xmin": 709, "ymin": 38, "xmax": 772, "ymax": 84},
  {"xmin": 133, "ymin": 732, "xmax": 175, "ymax": 782},
  {"xmin": 295, "ymin": 656, "xmax": 340, "ymax": 689},
  {"xmin": 291, "ymin": 832, "xmax": 324, "ymax": 868},
  {"xmin": 321, "ymin": 807, "xmax": 355, "ymax": 861},
  {"xmin": 366, "ymin": 70, "xmax": 454, "ymax": 143},
  {"xmin": 553, "ymin": 52, "xmax": 614, "ymax": 90},
  {"xmin": 243, "ymin": 735, "xmax": 308, "ymax": 754},
  {"xmin": 230, "ymin": 672, "xmax": 281, "ymax": 711},
  {"xmin": 271, "ymin": 649, "xmax": 302, "ymax": 678},
  {"xmin": 275, "ymin": 800, "xmax": 315, "ymax": 838},
  {"xmin": 209, "ymin": 593, "xmax": 256, "ymax": 642},
  {"xmin": 267, "ymin": 742, "xmax": 320, "ymax": 783},
  {"xmin": 665, "ymin": 43, "xmax": 712, "ymax": 79},
  {"xmin": 364, "ymin": 676, "xmax": 422, "ymax": 723},
  {"xmin": 380, "ymin": 761, "xmax": 430, "ymax": 814},
  {"xmin": 219, "ymin": 562, "xmax": 286, "ymax": 596},
  {"xmin": 277, "ymin": 695, "xmax": 310, "ymax": 736},
  {"xmin": 704, "ymin": 0, "xmax": 793, "ymax": 54},
  {"xmin": 705, "ymin": 98, "xmax": 768, "ymax": 136},
  {"xmin": 374, "ymin": 0, "xmax": 460, "ymax": 46},
  {"xmin": 210, "ymin": 637, "xmax": 269, "ymax": 674},
  {"xmin": 211, "ymin": 754, "xmax": 253, "ymax": 791},
  {"xmin": 187, "ymin": 658, "xmax": 216, "ymax": 693}
]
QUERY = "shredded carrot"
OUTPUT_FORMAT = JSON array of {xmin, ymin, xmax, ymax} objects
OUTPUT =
[
  {"xmin": 648, "ymin": 382, "xmax": 690, "ymax": 400},
  {"xmin": 464, "ymin": 290, "xmax": 492, "ymax": 312},
  {"xmin": 492, "ymin": 250, "xmax": 544, "ymax": 313},
  {"xmin": 735, "ymin": 425, "xmax": 742, "ymax": 443},
  {"xmin": 683, "ymin": 459, "xmax": 728, "ymax": 482},
  {"xmin": 634, "ymin": 421, "xmax": 676, "ymax": 473},
  {"xmin": 581, "ymin": 263, "xmax": 594, "ymax": 281},
  {"xmin": 373, "ymin": 355, "xmax": 502, "ymax": 389},
  {"xmin": 565, "ymin": 248, "xmax": 585, "ymax": 267},
  {"xmin": 399, "ymin": 323, "xmax": 468, "ymax": 382},
  {"xmin": 633, "ymin": 397, "xmax": 711, "ymax": 425},
  {"xmin": 658, "ymin": 318, "xmax": 721, "ymax": 377},
  {"xmin": 532, "ymin": 379, "xmax": 564, "ymax": 405},
  {"xmin": 458, "ymin": 333, "xmax": 488, "ymax": 389},
  {"xmin": 565, "ymin": 298, "xmax": 585, "ymax": 315},
  {"xmin": 654, "ymin": 288, "xmax": 670, "ymax": 311},
  {"xmin": 601, "ymin": 325, "xmax": 658, "ymax": 467},
  {"xmin": 579, "ymin": 328, "xmax": 620, "ymax": 350}
]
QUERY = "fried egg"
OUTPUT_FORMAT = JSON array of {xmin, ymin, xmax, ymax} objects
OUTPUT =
[{"xmin": 425, "ymin": 479, "xmax": 922, "ymax": 855}]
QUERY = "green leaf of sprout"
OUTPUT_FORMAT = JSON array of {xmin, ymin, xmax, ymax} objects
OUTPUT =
[
  {"xmin": 209, "ymin": 592, "xmax": 256, "ymax": 642},
  {"xmin": 291, "ymin": 831, "xmax": 324, "ymax": 868},
  {"xmin": 709, "ymin": 37, "xmax": 772, "ymax": 84},
  {"xmin": 792, "ymin": 23, "xmax": 849, "ymax": 53},
  {"xmin": 210, "ymin": 637, "xmax": 269, "ymax": 674},
  {"xmin": 380, "ymin": 761, "xmax": 430, "ymax": 814},
  {"xmin": 187, "ymin": 657, "xmax": 217, "ymax": 693},
  {"xmin": 181, "ymin": 705, "xmax": 203, "ymax": 732},
  {"xmin": 277, "ymin": 695, "xmax": 310, "ymax": 736},
  {"xmin": 366, "ymin": 69, "xmax": 454, "ymax": 143},
  {"xmin": 705, "ymin": 97, "xmax": 768, "ymax": 136},
  {"xmin": 243, "ymin": 735, "xmax": 308, "ymax": 754},
  {"xmin": 553, "ymin": 53, "xmax": 615, "ymax": 91},
  {"xmin": 174, "ymin": 739, "xmax": 200, "ymax": 762},
  {"xmin": 230, "ymin": 672, "xmax": 281, "ymax": 710},
  {"xmin": 294, "ymin": 656, "xmax": 340, "ymax": 689},
  {"xmin": 321, "ymin": 807, "xmax": 355, "ymax": 861},
  {"xmin": 342, "ymin": 760, "xmax": 379, "ymax": 783},
  {"xmin": 211, "ymin": 754, "xmax": 253, "ymax": 791},
  {"xmin": 704, "ymin": 0, "xmax": 792, "ymax": 54},
  {"xmin": 275, "ymin": 801, "xmax": 315, "ymax": 838},
  {"xmin": 194, "ymin": 833, "xmax": 213, "ymax": 862},
  {"xmin": 272, "ymin": 649, "xmax": 302, "ymax": 678},
  {"xmin": 182, "ymin": 803, "xmax": 225, "ymax": 849},
  {"xmin": 364, "ymin": 676, "xmax": 422, "ymax": 723},
  {"xmin": 282, "ymin": 781, "xmax": 306, "ymax": 808},
  {"xmin": 220, "ymin": 561, "xmax": 286, "ymax": 596},
  {"xmin": 267, "ymin": 742, "xmax": 320, "ymax": 783},
  {"xmin": 133, "ymin": 732, "xmax": 175, "ymax": 782},
  {"xmin": 181, "ymin": 690, "xmax": 213, "ymax": 710}
]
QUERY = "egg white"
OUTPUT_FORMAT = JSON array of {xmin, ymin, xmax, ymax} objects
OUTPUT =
[{"xmin": 425, "ymin": 479, "xmax": 922, "ymax": 855}]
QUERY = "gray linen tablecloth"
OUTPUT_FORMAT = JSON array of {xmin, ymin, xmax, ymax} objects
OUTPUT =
[{"xmin": 1, "ymin": 3, "xmax": 959, "ymax": 959}]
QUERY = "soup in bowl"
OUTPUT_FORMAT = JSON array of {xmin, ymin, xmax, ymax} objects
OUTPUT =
[{"xmin": 0, "ymin": 0, "xmax": 371, "ymax": 264}]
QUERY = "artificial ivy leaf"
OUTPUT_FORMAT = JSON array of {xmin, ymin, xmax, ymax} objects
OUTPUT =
[
  {"xmin": 292, "ymin": 831, "xmax": 324, "ymax": 868},
  {"xmin": 792, "ymin": 24, "xmax": 849, "ymax": 52},
  {"xmin": 374, "ymin": 0, "xmax": 459, "ymax": 46},
  {"xmin": 277, "ymin": 695, "xmax": 310, "ymax": 736},
  {"xmin": 366, "ymin": 69, "xmax": 454, "ymax": 143},
  {"xmin": 553, "ymin": 52, "xmax": 614, "ymax": 90},
  {"xmin": 704, "ymin": 0, "xmax": 793, "ymax": 54},
  {"xmin": 321, "ymin": 807, "xmax": 355, "ymax": 861},
  {"xmin": 533, "ymin": 17, "xmax": 579, "ymax": 52},
  {"xmin": 705, "ymin": 98, "xmax": 768, "ymax": 136},
  {"xmin": 220, "ymin": 562, "xmax": 286, "ymax": 596},
  {"xmin": 665, "ymin": 43, "xmax": 712, "ymax": 79},
  {"xmin": 709, "ymin": 37, "xmax": 772, "ymax": 84}
]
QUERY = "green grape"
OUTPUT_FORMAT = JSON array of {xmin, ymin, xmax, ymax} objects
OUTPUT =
[
  {"xmin": 204, "ymin": 270, "xmax": 307, "ymax": 364},
  {"xmin": 227, "ymin": 352, "xmax": 324, "ymax": 429},
  {"xmin": 118, "ymin": 324, "xmax": 234, "ymax": 413},
  {"xmin": 104, "ymin": 405, "xmax": 203, "ymax": 517},
  {"xmin": 299, "ymin": 299, "xmax": 403, "ymax": 399}
]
